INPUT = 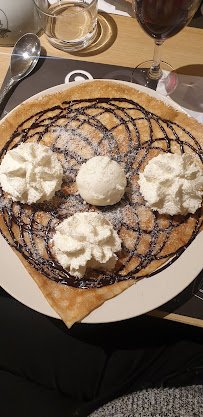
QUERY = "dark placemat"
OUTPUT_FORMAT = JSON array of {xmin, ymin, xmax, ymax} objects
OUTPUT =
[
  {"xmin": 0, "ymin": 56, "xmax": 158, "ymax": 118},
  {"xmin": 189, "ymin": 5, "xmax": 203, "ymax": 28},
  {"xmin": 158, "ymin": 270, "xmax": 203, "ymax": 320},
  {"xmin": 0, "ymin": 56, "xmax": 202, "ymax": 322},
  {"xmin": 0, "ymin": 57, "xmax": 153, "ymax": 118}
]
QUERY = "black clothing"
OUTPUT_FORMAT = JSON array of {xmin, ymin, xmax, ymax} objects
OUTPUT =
[{"xmin": 0, "ymin": 289, "xmax": 202, "ymax": 417}]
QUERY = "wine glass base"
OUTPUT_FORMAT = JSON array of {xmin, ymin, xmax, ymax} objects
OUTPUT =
[{"xmin": 131, "ymin": 60, "xmax": 178, "ymax": 96}]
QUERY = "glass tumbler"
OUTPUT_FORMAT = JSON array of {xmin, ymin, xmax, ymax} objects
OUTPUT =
[{"xmin": 33, "ymin": 0, "xmax": 98, "ymax": 51}]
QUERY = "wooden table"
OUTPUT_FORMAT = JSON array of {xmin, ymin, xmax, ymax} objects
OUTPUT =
[
  {"xmin": 0, "ymin": 13, "xmax": 203, "ymax": 78},
  {"xmin": 0, "ymin": 12, "xmax": 203, "ymax": 327}
]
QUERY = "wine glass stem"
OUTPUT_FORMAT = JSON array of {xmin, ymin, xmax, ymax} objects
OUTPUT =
[{"xmin": 149, "ymin": 40, "xmax": 164, "ymax": 80}]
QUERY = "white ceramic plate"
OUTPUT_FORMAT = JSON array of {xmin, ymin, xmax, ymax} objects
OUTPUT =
[{"xmin": 0, "ymin": 80, "xmax": 202, "ymax": 324}]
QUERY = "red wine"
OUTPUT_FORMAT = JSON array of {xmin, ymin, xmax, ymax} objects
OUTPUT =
[{"xmin": 133, "ymin": 0, "xmax": 200, "ymax": 41}]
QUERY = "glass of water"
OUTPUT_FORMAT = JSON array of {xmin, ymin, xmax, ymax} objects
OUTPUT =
[{"xmin": 33, "ymin": 0, "xmax": 98, "ymax": 51}]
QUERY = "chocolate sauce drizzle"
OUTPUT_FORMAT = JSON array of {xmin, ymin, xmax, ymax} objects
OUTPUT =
[{"xmin": 0, "ymin": 97, "xmax": 202, "ymax": 289}]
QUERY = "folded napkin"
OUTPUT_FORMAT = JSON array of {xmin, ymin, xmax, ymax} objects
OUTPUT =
[{"xmin": 98, "ymin": 0, "xmax": 132, "ymax": 16}]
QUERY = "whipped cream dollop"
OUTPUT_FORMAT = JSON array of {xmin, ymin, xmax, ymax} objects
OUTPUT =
[
  {"xmin": 0, "ymin": 143, "xmax": 63, "ymax": 205},
  {"xmin": 53, "ymin": 212, "xmax": 121, "ymax": 278},
  {"xmin": 76, "ymin": 156, "xmax": 127, "ymax": 206},
  {"xmin": 138, "ymin": 153, "xmax": 203, "ymax": 216}
]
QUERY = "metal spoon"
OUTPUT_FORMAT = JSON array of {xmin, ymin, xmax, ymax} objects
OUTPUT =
[{"xmin": 0, "ymin": 33, "xmax": 41, "ymax": 107}]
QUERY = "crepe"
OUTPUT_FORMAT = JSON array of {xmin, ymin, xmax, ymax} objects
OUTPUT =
[{"xmin": 0, "ymin": 80, "xmax": 202, "ymax": 328}]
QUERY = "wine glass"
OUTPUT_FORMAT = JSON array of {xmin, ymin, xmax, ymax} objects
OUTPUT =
[{"xmin": 132, "ymin": 0, "xmax": 201, "ymax": 94}]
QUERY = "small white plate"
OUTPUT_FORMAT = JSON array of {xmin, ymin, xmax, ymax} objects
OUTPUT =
[{"xmin": 0, "ymin": 80, "xmax": 202, "ymax": 324}]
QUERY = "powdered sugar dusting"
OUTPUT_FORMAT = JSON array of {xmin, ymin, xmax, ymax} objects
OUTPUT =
[{"xmin": 0, "ymin": 194, "xmax": 10, "ymax": 210}]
